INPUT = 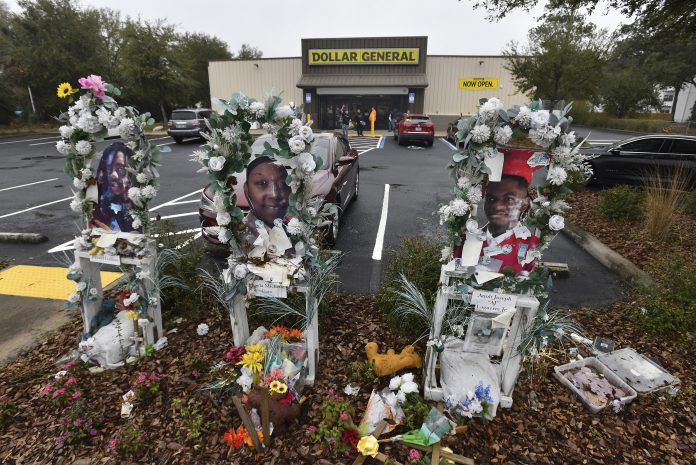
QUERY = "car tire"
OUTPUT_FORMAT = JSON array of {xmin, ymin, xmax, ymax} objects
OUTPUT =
[
  {"xmin": 352, "ymin": 169, "xmax": 359, "ymax": 201},
  {"xmin": 326, "ymin": 205, "xmax": 340, "ymax": 246},
  {"xmin": 173, "ymin": 136, "xmax": 183, "ymax": 143},
  {"xmin": 425, "ymin": 139, "xmax": 433, "ymax": 147},
  {"xmin": 397, "ymin": 133, "xmax": 404, "ymax": 146}
]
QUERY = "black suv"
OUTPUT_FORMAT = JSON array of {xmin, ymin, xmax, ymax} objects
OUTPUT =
[
  {"xmin": 585, "ymin": 134, "xmax": 696, "ymax": 188},
  {"xmin": 167, "ymin": 108, "xmax": 214, "ymax": 143}
]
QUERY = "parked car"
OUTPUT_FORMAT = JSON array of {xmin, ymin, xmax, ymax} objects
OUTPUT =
[
  {"xmin": 167, "ymin": 108, "xmax": 214, "ymax": 143},
  {"xmin": 393, "ymin": 114, "xmax": 435, "ymax": 147},
  {"xmin": 199, "ymin": 132, "xmax": 359, "ymax": 246},
  {"xmin": 585, "ymin": 134, "xmax": 696, "ymax": 187}
]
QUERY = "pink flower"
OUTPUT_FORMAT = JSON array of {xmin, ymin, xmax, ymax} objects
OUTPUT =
[
  {"xmin": 191, "ymin": 370, "xmax": 200, "ymax": 378},
  {"xmin": 72, "ymin": 391, "xmax": 82, "ymax": 399},
  {"xmin": 52, "ymin": 387, "xmax": 66, "ymax": 398},
  {"xmin": 409, "ymin": 449, "xmax": 423, "ymax": 462},
  {"xmin": 63, "ymin": 360, "xmax": 78, "ymax": 369},
  {"xmin": 339, "ymin": 411, "xmax": 350, "ymax": 422},
  {"xmin": 241, "ymin": 394, "xmax": 248, "ymax": 404},
  {"xmin": 135, "ymin": 372, "xmax": 147, "ymax": 384},
  {"xmin": 89, "ymin": 429, "xmax": 97, "ymax": 436},
  {"xmin": 74, "ymin": 418, "xmax": 82, "ymax": 427},
  {"xmin": 41, "ymin": 383, "xmax": 54, "ymax": 395},
  {"xmin": 306, "ymin": 425, "xmax": 317, "ymax": 433},
  {"xmin": 148, "ymin": 372, "xmax": 160, "ymax": 382},
  {"xmin": 108, "ymin": 438, "xmax": 118, "ymax": 450},
  {"xmin": 65, "ymin": 377, "xmax": 78, "ymax": 386},
  {"xmin": 78, "ymin": 74, "xmax": 107, "ymax": 99}
]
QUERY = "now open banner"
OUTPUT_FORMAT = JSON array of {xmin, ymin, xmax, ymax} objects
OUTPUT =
[{"xmin": 459, "ymin": 77, "xmax": 499, "ymax": 90}]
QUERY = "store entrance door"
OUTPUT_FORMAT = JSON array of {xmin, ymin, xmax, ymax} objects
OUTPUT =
[{"xmin": 319, "ymin": 95, "xmax": 407, "ymax": 131}]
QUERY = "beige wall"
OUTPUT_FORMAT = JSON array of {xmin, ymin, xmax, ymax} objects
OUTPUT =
[
  {"xmin": 208, "ymin": 58, "xmax": 303, "ymax": 112},
  {"xmin": 424, "ymin": 56, "xmax": 528, "ymax": 117}
]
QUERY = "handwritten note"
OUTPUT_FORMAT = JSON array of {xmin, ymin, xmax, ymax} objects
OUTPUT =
[{"xmin": 470, "ymin": 290, "xmax": 517, "ymax": 314}]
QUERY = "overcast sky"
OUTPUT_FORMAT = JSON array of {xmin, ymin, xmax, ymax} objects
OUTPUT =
[{"xmin": 6, "ymin": 0, "xmax": 630, "ymax": 56}]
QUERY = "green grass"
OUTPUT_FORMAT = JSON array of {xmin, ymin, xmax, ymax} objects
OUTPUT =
[{"xmin": 598, "ymin": 186, "xmax": 645, "ymax": 221}]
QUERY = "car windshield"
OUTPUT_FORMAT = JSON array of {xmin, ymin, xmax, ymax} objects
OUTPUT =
[
  {"xmin": 405, "ymin": 116, "xmax": 430, "ymax": 123},
  {"xmin": 251, "ymin": 137, "xmax": 330, "ymax": 170},
  {"xmin": 171, "ymin": 111, "xmax": 196, "ymax": 120}
]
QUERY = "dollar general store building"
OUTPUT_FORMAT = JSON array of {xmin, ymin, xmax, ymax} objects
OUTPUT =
[{"xmin": 208, "ymin": 36, "xmax": 527, "ymax": 130}]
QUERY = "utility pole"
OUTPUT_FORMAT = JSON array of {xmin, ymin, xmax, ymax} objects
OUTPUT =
[{"xmin": 27, "ymin": 87, "xmax": 36, "ymax": 113}]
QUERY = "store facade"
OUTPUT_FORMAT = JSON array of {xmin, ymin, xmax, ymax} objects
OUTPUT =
[{"xmin": 208, "ymin": 36, "xmax": 528, "ymax": 130}]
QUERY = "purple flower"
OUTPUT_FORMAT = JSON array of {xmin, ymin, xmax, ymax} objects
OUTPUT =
[
  {"xmin": 89, "ymin": 429, "xmax": 97, "ymax": 436},
  {"xmin": 74, "ymin": 419, "xmax": 82, "ymax": 427}
]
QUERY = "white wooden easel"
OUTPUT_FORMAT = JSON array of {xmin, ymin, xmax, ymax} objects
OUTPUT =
[
  {"xmin": 75, "ymin": 242, "xmax": 163, "ymax": 348},
  {"xmin": 229, "ymin": 282, "xmax": 319, "ymax": 386},
  {"xmin": 423, "ymin": 265, "xmax": 538, "ymax": 411}
]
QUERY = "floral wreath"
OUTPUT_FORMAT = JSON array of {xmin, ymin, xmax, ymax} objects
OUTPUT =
[
  {"xmin": 439, "ymin": 97, "xmax": 594, "ymax": 287},
  {"xmin": 192, "ymin": 92, "xmax": 335, "ymax": 262},
  {"xmin": 56, "ymin": 75, "xmax": 166, "ymax": 235}
]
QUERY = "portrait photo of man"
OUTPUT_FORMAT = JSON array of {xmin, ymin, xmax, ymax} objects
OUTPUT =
[
  {"xmin": 91, "ymin": 142, "xmax": 137, "ymax": 232},
  {"xmin": 480, "ymin": 151, "xmax": 543, "ymax": 275}
]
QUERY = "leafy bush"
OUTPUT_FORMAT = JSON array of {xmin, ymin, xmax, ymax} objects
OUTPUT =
[
  {"xmin": 0, "ymin": 397, "xmax": 17, "ymax": 431},
  {"xmin": 598, "ymin": 186, "xmax": 645, "ymax": 221},
  {"xmin": 173, "ymin": 398, "xmax": 216, "ymax": 442},
  {"xmin": 108, "ymin": 426, "xmax": 144, "ymax": 457},
  {"xmin": 636, "ymin": 252, "xmax": 696, "ymax": 344},
  {"xmin": 350, "ymin": 359, "xmax": 379, "ymax": 385},
  {"xmin": 376, "ymin": 237, "xmax": 443, "ymax": 338}
]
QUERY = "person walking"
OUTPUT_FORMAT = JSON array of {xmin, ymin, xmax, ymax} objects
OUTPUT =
[
  {"xmin": 369, "ymin": 106, "xmax": 377, "ymax": 136},
  {"xmin": 340, "ymin": 105, "xmax": 350, "ymax": 138},
  {"xmin": 354, "ymin": 109, "xmax": 364, "ymax": 136},
  {"xmin": 388, "ymin": 109, "xmax": 395, "ymax": 132}
]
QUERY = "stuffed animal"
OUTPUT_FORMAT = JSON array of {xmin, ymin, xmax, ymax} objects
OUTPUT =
[
  {"xmin": 81, "ymin": 310, "xmax": 135, "ymax": 368},
  {"xmin": 246, "ymin": 385, "xmax": 301, "ymax": 435},
  {"xmin": 365, "ymin": 342, "xmax": 422, "ymax": 377}
]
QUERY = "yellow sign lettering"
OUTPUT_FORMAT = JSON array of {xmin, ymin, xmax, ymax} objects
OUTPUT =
[
  {"xmin": 458, "ymin": 77, "xmax": 499, "ymax": 90},
  {"xmin": 308, "ymin": 48, "xmax": 420, "ymax": 65}
]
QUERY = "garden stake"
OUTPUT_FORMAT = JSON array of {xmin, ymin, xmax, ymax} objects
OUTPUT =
[
  {"xmin": 261, "ymin": 388, "xmax": 271, "ymax": 448},
  {"xmin": 232, "ymin": 395, "xmax": 262, "ymax": 450}
]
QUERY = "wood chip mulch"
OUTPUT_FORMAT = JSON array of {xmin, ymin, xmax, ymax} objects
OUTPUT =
[
  {"xmin": 565, "ymin": 191, "xmax": 696, "ymax": 270},
  {"xmin": 0, "ymin": 293, "xmax": 693, "ymax": 465}
]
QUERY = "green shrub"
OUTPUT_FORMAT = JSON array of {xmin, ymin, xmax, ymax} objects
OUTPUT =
[
  {"xmin": 376, "ymin": 237, "xmax": 442, "ymax": 338},
  {"xmin": 636, "ymin": 253, "xmax": 696, "ymax": 345},
  {"xmin": 683, "ymin": 189, "xmax": 696, "ymax": 215},
  {"xmin": 598, "ymin": 186, "xmax": 645, "ymax": 221}
]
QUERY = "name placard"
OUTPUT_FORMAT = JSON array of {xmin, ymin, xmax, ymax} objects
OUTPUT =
[
  {"xmin": 458, "ymin": 77, "xmax": 499, "ymax": 90},
  {"xmin": 90, "ymin": 254, "xmax": 121, "ymax": 266},
  {"xmin": 309, "ymin": 48, "xmax": 419, "ymax": 65},
  {"xmin": 470, "ymin": 290, "xmax": 517, "ymax": 314},
  {"xmin": 250, "ymin": 280, "xmax": 288, "ymax": 298}
]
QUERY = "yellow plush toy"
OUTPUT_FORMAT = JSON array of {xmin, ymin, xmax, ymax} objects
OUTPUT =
[{"xmin": 365, "ymin": 342, "xmax": 422, "ymax": 377}]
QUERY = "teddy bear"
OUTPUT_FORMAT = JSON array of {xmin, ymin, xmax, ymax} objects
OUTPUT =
[{"xmin": 364, "ymin": 342, "xmax": 422, "ymax": 377}]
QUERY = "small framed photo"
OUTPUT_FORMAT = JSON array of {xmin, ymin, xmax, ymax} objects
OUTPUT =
[{"xmin": 463, "ymin": 313, "xmax": 507, "ymax": 356}]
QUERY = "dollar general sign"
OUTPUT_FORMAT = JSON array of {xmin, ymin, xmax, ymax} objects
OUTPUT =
[
  {"xmin": 459, "ymin": 77, "xmax": 499, "ymax": 90},
  {"xmin": 308, "ymin": 48, "xmax": 420, "ymax": 65}
]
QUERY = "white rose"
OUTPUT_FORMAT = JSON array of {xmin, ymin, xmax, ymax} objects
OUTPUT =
[
  {"xmin": 295, "ymin": 152, "xmax": 316, "ymax": 173},
  {"xmin": 208, "ymin": 156, "xmax": 225, "ymax": 172},
  {"xmin": 298, "ymin": 125, "xmax": 314, "ymax": 142},
  {"xmin": 136, "ymin": 173, "xmax": 148, "ymax": 183},
  {"xmin": 275, "ymin": 105, "xmax": 295, "ymax": 120},
  {"xmin": 56, "ymin": 140, "xmax": 71, "ymax": 155},
  {"xmin": 389, "ymin": 376, "xmax": 402, "ymax": 391},
  {"xmin": 72, "ymin": 177, "xmax": 87, "ymax": 190},
  {"xmin": 233, "ymin": 264, "xmax": 248, "ymax": 280},
  {"xmin": 216, "ymin": 211, "xmax": 231, "ymax": 226},
  {"xmin": 401, "ymin": 373, "xmax": 414, "ymax": 383},
  {"xmin": 290, "ymin": 118, "xmax": 303, "ymax": 133},
  {"xmin": 493, "ymin": 125, "xmax": 513, "ymax": 145},
  {"xmin": 399, "ymin": 380, "xmax": 419, "ymax": 395},
  {"xmin": 549, "ymin": 215, "xmax": 565, "ymax": 231},
  {"xmin": 288, "ymin": 136, "xmax": 306, "ymax": 154},
  {"xmin": 59, "ymin": 125, "xmax": 74, "ymax": 139},
  {"xmin": 530, "ymin": 110, "xmax": 550, "ymax": 130}
]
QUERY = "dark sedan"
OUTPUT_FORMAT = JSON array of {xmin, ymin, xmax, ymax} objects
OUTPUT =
[
  {"xmin": 199, "ymin": 132, "xmax": 359, "ymax": 246},
  {"xmin": 586, "ymin": 134, "xmax": 696, "ymax": 187}
]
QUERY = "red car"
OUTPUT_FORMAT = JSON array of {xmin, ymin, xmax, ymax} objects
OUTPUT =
[
  {"xmin": 199, "ymin": 132, "xmax": 359, "ymax": 246},
  {"xmin": 393, "ymin": 114, "xmax": 435, "ymax": 147}
]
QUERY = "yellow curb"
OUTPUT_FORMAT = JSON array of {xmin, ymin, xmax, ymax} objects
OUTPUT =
[{"xmin": 0, "ymin": 265, "xmax": 121, "ymax": 300}]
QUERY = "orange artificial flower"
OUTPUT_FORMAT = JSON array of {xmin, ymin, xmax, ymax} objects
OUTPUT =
[
  {"xmin": 285, "ymin": 328, "xmax": 304, "ymax": 342},
  {"xmin": 240, "ymin": 426, "xmax": 264, "ymax": 448},
  {"xmin": 264, "ymin": 325, "xmax": 288, "ymax": 339},
  {"xmin": 224, "ymin": 426, "xmax": 244, "ymax": 449}
]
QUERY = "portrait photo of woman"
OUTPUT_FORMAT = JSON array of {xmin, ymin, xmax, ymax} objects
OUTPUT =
[
  {"xmin": 242, "ymin": 156, "xmax": 292, "ymax": 240},
  {"xmin": 91, "ymin": 142, "xmax": 137, "ymax": 232}
]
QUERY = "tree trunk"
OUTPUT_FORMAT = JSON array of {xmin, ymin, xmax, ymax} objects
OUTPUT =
[
  {"xmin": 671, "ymin": 84, "xmax": 682, "ymax": 122},
  {"xmin": 160, "ymin": 101, "xmax": 168, "ymax": 128}
]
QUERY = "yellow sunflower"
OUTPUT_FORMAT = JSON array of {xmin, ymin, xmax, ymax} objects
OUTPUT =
[
  {"xmin": 56, "ymin": 82, "xmax": 77, "ymax": 99},
  {"xmin": 237, "ymin": 351, "xmax": 263, "ymax": 374},
  {"xmin": 268, "ymin": 380, "xmax": 288, "ymax": 394}
]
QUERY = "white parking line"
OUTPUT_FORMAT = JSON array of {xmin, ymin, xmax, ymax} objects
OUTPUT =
[
  {"xmin": 147, "ymin": 136, "xmax": 170, "ymax": 142},
  {"xmin": 0, "ymin": 178, "xmax": 59, "ymax": 193},
  {"xmin": 29, "ymin": 140, "xmax": 62, "ymax": 146},
  {"xmin": 0, "ymin": 135, "xmax": 60, "ymax": 145},
  {"xmin": 157, "ymin": 141, "xmax": 177, "ymax": 147},
  {"xmin": 439, "ymin": 138, "xmax": 457, "ymax": 150},
  {"xmin": 150, "ymin": 189, "xmax": 202, "ymax": 211},
  {"xmin": 47, "ymin": 227, "xmax": 202, "ymax": 254},
  {"xmin": 371, "ymin": 184, "xmax": 390, "ymax": 260},
  {"xmin": 154, "ymin": 212, "xmax": 198, "ymax": 220},
  {"xmin": 0, "ymin": 197, "xmax": 71, "ymax": 220}
]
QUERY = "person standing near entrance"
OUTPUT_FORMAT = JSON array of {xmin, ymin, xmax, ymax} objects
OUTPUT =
[
  {"xmin": 388, "ymin": 109, "xmax": 395, "ymax": 132},
  {"xmin": 354, "ymin": 109, "xmax": 364, "ymax": 136},
  {"xmin": 369, "ymin": 107, "xmax": 377, "ymax": 136},
  {"xmin": 340, "ymin": 105, "xmax": 350, "ymax": 138}
]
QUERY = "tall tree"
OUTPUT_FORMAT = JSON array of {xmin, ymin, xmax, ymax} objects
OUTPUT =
[
  {"xmin": 175, "ymin": 32, "xmax": 232, "ymax": 107},
  {"xmin": 235, "ymin": 43, "xmax": 263, "ymax": 60},
  {"xmin": 0, "ymin": 0, "xmax": 16, "ymax": 123},
  {"xmin": 504, "ymin": 12, "xmax": 609, "ymax": 108}
]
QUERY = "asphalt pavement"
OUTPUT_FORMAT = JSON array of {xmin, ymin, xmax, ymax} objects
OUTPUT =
[{"xmin": 0, "ymin": 129, "xmax": 629, "ymax": 363}]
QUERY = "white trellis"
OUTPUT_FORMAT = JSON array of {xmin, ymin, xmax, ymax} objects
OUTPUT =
[{"xmin": 423, "ymin": 265, "xmax": 539, "ymax": 413}]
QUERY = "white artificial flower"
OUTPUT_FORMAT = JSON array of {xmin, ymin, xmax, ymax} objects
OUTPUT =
[
  {"xmin": 288, "ymin": 136, "xmax": 306, "ymax": 154},
  {"xmin": 192, "ymin": 150, "xmax": 209, "ymax": 163},
  {"xmin": 307, "ymin": 207, "xmax": 317, "ymax": 216},
  {"xmin": 530, "ymin": 110, "xmax": 550, "ymax": 130},
  {"xmin": 128, "ymin": 187, "xmax": 142, "ymax": 202},
  {"xmin": 216, "ymin": 211, "xmax": 231, "ymax": 226},
  {"xmin": 469, "ymin": 398, "xmax": 483, "ymax": 414},
  {"xmin": 80, "ymin": 168, "xmax": 93, "ymax": 179},
  {"xmin": 396, "ymin": 390, "xmax": 407, "ymax": 404},
  {"xmin": 389, "ymin": 375, "xmax": 402, "ymax": 391},
  {"xmin": 118, "ymin": 117, "xmax": 135, "ymax": 138},
  {"xmin": 59, "ymin": 125, "xmax": 74, "ymax": 139},
  {"xmin": 89, "ymin": 288, "xmax": 98, "ymax": 297},
  {"xmin": 275, "ymin": 105, "xmax": 295, "ymax": 120},
  {"xmin": 67, "ymin": 292, "xmax": 80, "ymax": 303},
  {"xmin": 123, "ymin": 292, "xmax": 139, "ymax": 307},
  {"xmin": 136, "ymin": 269, "xmax": 150, "ymax": 280},
  {"xmin": 77, "ymin": 113, "xmax": 102, "ymax": 133},
  {"xmin": 233, "ymin": 264, "xmax": 248, "ymax": 280},
  {"xmin": 208, "ymin": 156, "xmax": 225, "ymax": 171},
  {"xmin": 493, "ymin": 125, "xmax": 513, "ymax": 145},
  {"xmin": 470, "ymin": 124, "xmax": 491, "ymax": 144},
  {"xmin": 516, "ymin": 106, "xmax": 532, "ymax": 128},
  {"xmin": 249, "ymin": 101, "xmax": 266, "ymax": 118},
  {"xmin": 548, "ymin": 215, "xmax": 565, "ymax": 231},
  {"xmin": 114, "ymin": 107, "xmax": 127, "ymax": 119},
  {"xmin": 290, "ymin": 118, "xmax": 303, "ymax": 133},
  {"xmin": 466, "ymin": 218, "xmax": 480, "ymax": 234},
  {"xmin": 75, "ymin": 140, "xmax": 92, "ymax": 155},
  {"xmin": 467, "ymin": 186, "xmax": 482, "ymax": 203},
  {"xmin": 217, "ymin": 227, "xmax": 232, "ymax": 243},
  {"xmin": 480, "ymin": 97, "xmax": 503, "ymax": 114},
  {"xmin": 438, "ymin": 205, "xmax": 452, "ymax": 225},
  {"xmin": 69, "ymin": 196, "xmax": 82, "ymax": 212},
  {"xmin": 95, "ymin": 107, "xmax": 111, "ymax": 126},
  {"xmin": 383, "ymin": 392, "xmax": 399, "ymax": 409},
  {"xmin": 72, "ymin": 177, "xmax": 87, "ymax": 190},
  {"xmin": 298, "ymin": 125, "xmax": 314, "ymax": 142},
  {"xmin": 457, "ymin": 177, "xmax": 471, "ymax": 190},
  {"xmin": 401, "ymin": 373, "xmax": 414, "ymax": 383},
  {"xmin": 56, "ymin": 140, "xmax": 71, "ymax": 155},
  {"xmin": 221, "ymin": 126, "xmax": 240, "ymax": 144},
  {"xmin": 136, "ymin": 173, "xmax": 148, "ymax": 184},
  {"xmin": 399, "ymin": 380, "xmax": 419, "ymax": 395},
  {"xmin": 236, "ymin": 366, "xmax": 253, "ymax": 391},
  {"xmin": 196, "ymin": 323, "xmax": 209, "ymax": 336},
  {"xmin": 76, "ymin": 281, "xmax": 87, "ymax": 291},
  {"xmin": 452, "ymin": 324, "xmax": 465, "ymax": 337},
  {"xmin": 126, "ymin": 141, "xmax": 137, "ymax": 150},
  {"xmin": 344, "ymin": 384, "xmax": 360, "ymax": 396},
  {"xmin": 561, "ymin": 131, "xmax": 576, "ymax": 147},
  {"xmin": 294, "ymin": 152, "xmax": 316, "ymax": 173},
  {"xmin": 547, "ymin": 166, "xmax": 568, "ymax": 186},
  {"xmin": 450, "ymin": 199, "xmax": 469, "ymax": 216},
  {"xmin": 132, "ymin": 149, "xmax": 145, "ymax": 161},
  {"xmin": 131, "ymin": 216, "xmax": 142, "ymax": 229},
  {"xmin": 529, "ymin": 124, "xmax": 561, "ymax": 148},
  {"xmin": 141, "ymin": 185, "xmax": 157, "ymax": 199}
]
